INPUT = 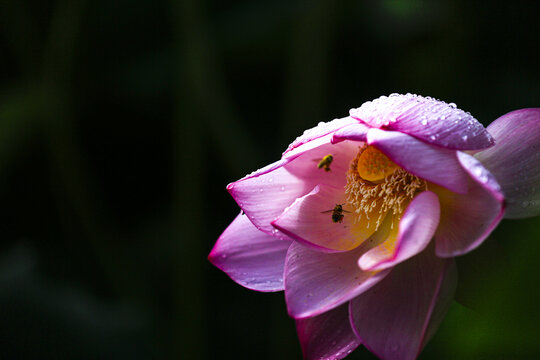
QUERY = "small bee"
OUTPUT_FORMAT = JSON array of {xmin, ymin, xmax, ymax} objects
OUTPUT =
[
  {"xmin": 321, "ymin": 204, "xmax": 350, "ymax": 223},
  {"xmin": 316, "ymin": 154, "xmax": 333, "ymax": 172}
]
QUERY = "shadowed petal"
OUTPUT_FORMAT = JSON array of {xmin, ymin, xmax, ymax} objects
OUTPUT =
[
  {"xmin": 434, "ymin": 152, "xmax": 504, "ymax": 257},
  {"xmin": 475, "ymin": 108, "xmax": 540, "ymax": 218},
  {"xmin": 350, "ymin": 246, "xmax": 457, "ymax": 360},
  {"xmin": 284, "ymin": 241, "xmax": 390, "ymax": 319},
  {"xmin": 208, "ymin": 213, "xmax": 291, "ymax": 292},
  {"xmin": 367, "ymin": 128, "xmax": 469, "ymax": 194},
  {"xmin": 296, "ymin": 303, "xmax": 361, "ymax": 360},
  {"xmin": 359, "ymin": 191, "xmax": 440, "ymax": 271},
  {"xmin": 228, "ymin": 141, "xmax": 357, "ymax": 239},
  {"xmin": 272, "ymin": 185, "xmax": 376, "ymax": 252},
  {"xmin": 349, "ymin": 94, "xmax": 493, "ymax": 150}
]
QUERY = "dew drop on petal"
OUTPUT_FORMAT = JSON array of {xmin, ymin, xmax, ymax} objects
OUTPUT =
[
  {"xmin": 280, "ymin": 186, "xmax": 285, "ymax": 191},
  {"xmin": 449, "ymin": 102, "xmax": 457, "ymax": 108},
  {"xmin": 462, "ymin": 134, "xmax": 468, "ymax": 141}
]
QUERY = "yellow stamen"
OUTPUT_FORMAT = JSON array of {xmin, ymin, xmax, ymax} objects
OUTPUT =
[
  {"xmin": 345, "ymin": 146, "xmax": 427, "ymax": 232},
  {"xmin": 356, "ymin": 145, "xmax": 397, "ymax": 182}
]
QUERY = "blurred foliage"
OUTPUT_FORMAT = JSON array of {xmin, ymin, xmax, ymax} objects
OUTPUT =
[{"xmin": 0, "ymin": 0, "xmax": 539, "ymax": 359}]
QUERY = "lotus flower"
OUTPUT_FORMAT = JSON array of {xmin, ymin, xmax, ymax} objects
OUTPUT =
[{"xmin": 208, "ymin": 93, "xmax": 540, "ymax": 360}]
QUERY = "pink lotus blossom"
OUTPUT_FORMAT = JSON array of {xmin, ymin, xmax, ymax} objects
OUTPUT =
[{"xmin": 208, "ymin": 93, "xmax": 540, "ymax": 360}]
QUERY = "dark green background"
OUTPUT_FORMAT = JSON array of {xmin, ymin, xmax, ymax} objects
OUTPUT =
[{"xmin": 0, "ymin": 0, "xmax": 539, "ymax": 359}]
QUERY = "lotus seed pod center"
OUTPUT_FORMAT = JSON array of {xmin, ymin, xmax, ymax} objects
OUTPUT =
[{"xmin": 356, "ymin": 146, "xmax": 397, "ymax": 182}]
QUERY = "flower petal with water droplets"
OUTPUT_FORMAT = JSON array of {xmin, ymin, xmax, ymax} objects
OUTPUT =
[
  {"xmin": 349, "ymin": 93, "xmax": 494, "ymax": 150},
  {"xmin": 283, "ymin": 117, "xmax": 359, "ymax": 159},
  {"xmin": 209, "ymin": 213, "xmax": 291, "ymax": 292},
  {"xmin": 331, "ymin": 122, "xmax": 370, "ymax": 144}
]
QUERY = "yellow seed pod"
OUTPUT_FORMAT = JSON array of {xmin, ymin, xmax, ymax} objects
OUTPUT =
[{"xmin": 357, "ymin": 146, "xmax": 397, "ymax": 182}]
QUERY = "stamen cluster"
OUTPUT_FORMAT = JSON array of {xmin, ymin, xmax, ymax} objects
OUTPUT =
[{"xmin": 345, "ymin": 146, "xmax": 427, "ymax": 230}]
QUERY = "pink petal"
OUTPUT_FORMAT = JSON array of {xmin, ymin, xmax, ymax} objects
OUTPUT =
[
  {"xmin": 228, "ymin": 141, "xmax": 358, "ymax": 239},
  {"xmin": 349, "ymin": 94, "xmax": 494, "ymax": 150},
  {"xmin": 272, "ymin": 184, "xmax": 375, "ymax": 252},
  {"xmin": 284, "ymin": 241, "xmax": 390, "ymax": 319},
  {"xmin": 475, "ymin": 108, "xmax": 540, "ymax": 219},
  {"xmin": 296, "ymin": 303, "xmax": 361, "ymax": 360},
  {"xmin": 434, "ymin": 152, "xmax": 504, "ymax": 257},
  {"xmin": 208, "ymin": 213, "xmax": 291, "ymax": 292},
  {"xmin": 350, "ymin": 246, "xmax": 457, "ymax": 360},
  {"xmin": 283, "ymin": 117, "xmax": 359, "ymax": 159},
  {"xmin": 331, "ymin": 122, "xmax": 370, "ymax": 144},
  {"xmin": 367, "ymin": 128, "xmax": 469, "ymax": 194},
  {"xmin": 359, "ymin": 191, "xmax": 440, "ymax": 271}
]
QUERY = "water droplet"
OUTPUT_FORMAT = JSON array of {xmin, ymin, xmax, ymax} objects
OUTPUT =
[
  {"xmin": 430, "ymin": 135, "xmax": 436, "ymax": 140},
  {"xmin": 449, "ymin": 102, "xmax": 457, "ymax": 108},
  {"xmin": 421, "ymin": 119, "xmax": 428, "ymax": 125},
  {"xmin": 280, "ymin": 186, "xmax": 285, "ymax": 191},
  {"xmin": 268, "ymin": 178, "xmax": 273, "ymax": 183},
  {"xmin": 462, "ymin": 135, "xmax": 468, "ymax": 141},
  {"xmin": 259, "ymin": 188, "xmax": 264, "ymax": 192}
]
